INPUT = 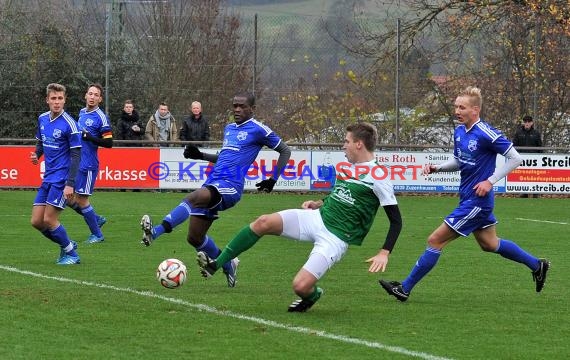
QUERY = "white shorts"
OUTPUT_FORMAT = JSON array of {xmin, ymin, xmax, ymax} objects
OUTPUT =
[{"xmin": 278, "ymin": 208, "xmax": 348, "ymax": 280}]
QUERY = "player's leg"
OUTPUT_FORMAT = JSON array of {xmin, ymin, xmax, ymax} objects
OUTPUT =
[
  {"xmin": 288, "ymin": 215, "xmax": 348, "ymax": 312},
  {"xmin": 44, "ymin": 204, "xmax": 80, "ymax": 264},
  {"xmin": 476, "ymin": 226, "xmax": 550, "ymax": 292},
  {"xmin": 71, "ymin": 170, "xmax": 106, "ymax": 232},
  {"xmin": 288, "ymin": 268, "xmax": 322, "ymax": 312},
  {"xmin": 197, "ymin": 211, "xmax": 283, "ymax": 283},
  {"xmin": 380, "ymin": 222, "xmax": 457, "ymax": 301},
  {"xmin": 214, "ymin": 212, "xmax": 283, "ymax": 268},
  {"xmin": 75, "ymin": 195, "xmax": 104, "ymax": 243},
  {"xmin": 45, "ymin": 184, "xmax": 79, "ymax": 264},
  {"xmin": 139, "ymin": 187, "xmax": 211, "ymax": 245}
]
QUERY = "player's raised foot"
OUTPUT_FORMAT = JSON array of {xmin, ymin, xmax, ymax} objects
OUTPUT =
[
  {"xmin": 97, "ymin": 216, "xmax": 107, "ymax": 228},
  {"xmin": 58, "ymin": 240, "xmax": 78, "ymax": 262},
  {"xmin": 56, "ymin": 254, "xmax": 81, "ymax": 265},
  {"xmin": 379, "ymin": 280, "xmax": 409, "ymax": 302},
  {"xmin": 85, "ymin": 234, "xmax": 105, "ymax": 244},
  {"xmin": 532, "ymin": 258, "xmax": 550, "ymax": 293},
  {"xmin": 140, "ymin": 214, "xmax": 155, "ymax": 246},
  {"xmin": 222, "ymin": 257, "xmax": 239, "ymax": 288},
  {"xmin": 196, "ymin": 251, "xmax": 218, "ymax": 278},
  {"xmin": 288, "ymin": 287, "xmax": 323, "ymax": 313}
]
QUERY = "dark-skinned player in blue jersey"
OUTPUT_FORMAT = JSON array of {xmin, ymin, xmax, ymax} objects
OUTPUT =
[{"xmin": 140, "ymin": 92, "xmax": 291, "ymax": 288}]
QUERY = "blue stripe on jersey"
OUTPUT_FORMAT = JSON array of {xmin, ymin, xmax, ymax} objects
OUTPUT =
[
  {"xmin": 452, "ymin": 206, "xmax": 481, "ymax": 230},
  {"xmin": 475, "ymin": 121, "xmax": 500, "ymax": 142},
  {"xmin": 95, "ymin": 108, "xmax": 111, "ymax": 127},
  {"xmin": 63, "ymin": 112, "xmax": 80, "ymax": 134}
]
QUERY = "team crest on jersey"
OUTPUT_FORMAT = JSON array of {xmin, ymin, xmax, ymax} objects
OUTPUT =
[
  {"xmin": 85, "ymin": 118, "xmax": 94, "ymax": 127},
  {"xmin": 53, "ymin": 129, "xmax": 62, "ymax": 138},
  {"xmin": 468, "ymin": 139, "xmax": 478, "ymax": 152},
  {"xmin": 237, "ymin": 131, "xmax": 248, "ymax": 141}
]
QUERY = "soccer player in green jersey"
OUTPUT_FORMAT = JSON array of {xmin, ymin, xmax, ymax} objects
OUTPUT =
[{"xmin": 197, "ymin": 122, "xmax": 403, "ymax": 312}]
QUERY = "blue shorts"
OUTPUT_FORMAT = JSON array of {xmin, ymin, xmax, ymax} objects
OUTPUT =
[
  {"xmin": 75, "ymin": 169, "xmax": 98, "ymax": 196},
  {"xmin": 192, "ymin": 179, "xmax": 242, "ymax": 219},
  {"xmin": 444, "ymin": 201, "xmax": 497, "ymax": 236},
  {"xmin": 34, "ymin": 181, "xmax": 67, "ymax": 209}
]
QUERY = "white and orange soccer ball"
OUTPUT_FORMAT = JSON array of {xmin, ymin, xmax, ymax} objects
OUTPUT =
[{"xmin": 156, "ymin": 258, "xmax": 187, "ymax": 289}]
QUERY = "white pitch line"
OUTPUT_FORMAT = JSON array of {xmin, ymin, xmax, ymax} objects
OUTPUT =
[
  {"xmin": 515, "ymin": 217, "xmax": 568, "ymax": 225},
  {"xmin": 0, "ymin": 264, "xmax": 453, "ymax": 360}
]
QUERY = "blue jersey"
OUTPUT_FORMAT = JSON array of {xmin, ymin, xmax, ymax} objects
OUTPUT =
[
  {"xmin": 204, "ymin": 118, "xmax": 282, "ymax": 194},
  {"xmin": 77, "ymin": 107, "xmax": 112, "ymax": 170},
  {"xmin": 36, "ymin": 111, "xmax": 82, "ymax": 184},
  {"xmin": 454, "ymin": 119, "xmax": 512, "ymax": 204}
]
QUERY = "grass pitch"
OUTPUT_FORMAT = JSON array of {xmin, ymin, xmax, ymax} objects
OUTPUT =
[{"xmin": 0, "ymin": 190, "xmax": 567, "ymax": 359}]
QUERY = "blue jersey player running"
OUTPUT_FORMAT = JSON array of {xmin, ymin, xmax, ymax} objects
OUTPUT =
[
  {"xmin": 140, "ymin": 92, "xmax": 291, "ymax": 287},
  {"xmin": 380, "ymin": 86, "xmax": 550, "ymax": 302},
  {"xmin": 30, "ymin": 83, "xmax": 82, "ymax": 265},
  {"xmin": 68, "ymin": 83, "xmax": 113, "ymax": 243}
]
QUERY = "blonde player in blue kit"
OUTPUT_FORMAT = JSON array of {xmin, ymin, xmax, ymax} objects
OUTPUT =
[
  {"xmin": 30, "ymin": 83, "xmax": 82, "ymax": 265},
  {"xmin": 380, "ymin": 86, "xmax": 550, "ymax": 302}
]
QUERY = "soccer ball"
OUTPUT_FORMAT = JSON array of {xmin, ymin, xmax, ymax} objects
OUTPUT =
[{"xmin": 156, "ymin": 258, "xmax": 187, "ymax": 289}]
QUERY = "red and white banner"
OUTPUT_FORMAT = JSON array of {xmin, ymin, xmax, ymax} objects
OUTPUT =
[{"xmin": 2, "ymin": 146, "xmax": 569, "ymax": 194}]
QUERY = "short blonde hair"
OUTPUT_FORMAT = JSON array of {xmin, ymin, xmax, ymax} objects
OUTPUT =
[
  {"xmin": 46, "ymin": 83, "xmax": 66, "ymax": 96},
  {"xmin": 458, "ymin": 86, "xmax": 482, "ymax": 108}
]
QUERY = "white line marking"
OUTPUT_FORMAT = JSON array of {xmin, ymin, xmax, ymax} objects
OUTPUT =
[
  {"xmin": 515, "ymin": 217, "xmax": 568, "ymax": 225},
  {"xmin": 0, "ymin": 264, "xmax": 453, "ymax": 360}
]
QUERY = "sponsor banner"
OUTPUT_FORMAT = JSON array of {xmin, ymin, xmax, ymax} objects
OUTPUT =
[
  {"xmin": 1, "ymin": 146, "xmax": 568, "ymax": 194},
  {"xmin": 506, "ymin": 154, "xmax": 570, "ymax": 194},
  {"xmin": 157, "ymin": 148, "xmax": 313, "ymax": 190},
  {"xmin": 0, "ymin": 146, "xmax": 43, "ymax": 187},
  {"xmin": 0, "ymin": 146, "xmax": 159, "ymax": 189}
]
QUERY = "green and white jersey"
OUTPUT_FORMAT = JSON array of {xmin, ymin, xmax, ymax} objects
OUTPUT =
[{"xmin": 320, "ymin": 159, "xmax": 397, "ymax": 245}]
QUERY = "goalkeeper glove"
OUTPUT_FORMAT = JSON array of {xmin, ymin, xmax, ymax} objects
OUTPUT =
[
  {"xmin": 256, "ymin": 178, "xmax": 277, "ymax": 193},
  {"xmin": 82, "ymin": 130, "xmax": 96, "ymax": 142},
  {"xmin": 183, "ymin": 144, "xmax": 204, "ymax": 160}
]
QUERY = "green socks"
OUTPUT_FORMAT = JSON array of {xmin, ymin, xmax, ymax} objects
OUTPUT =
[{"xmin": 215, "ymin": 225, "xmax": 261, "ymax": 268}]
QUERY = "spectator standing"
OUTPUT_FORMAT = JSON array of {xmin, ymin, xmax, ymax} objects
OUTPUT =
[
  {"xmin": 513, "ymin": 115, "xmax": 542, "ymax": 153},
  {"xmin": 117, "ymin": 100, "xmax": 143, "ymax": 146},
  {"xmin": 513, "ymin": 115, "xmax": 542, "ymax": 197},
  {"xmin": 180, "ymin": 101, "xmax": 210, "ymax": 147},
  {"xmin": 145, "ymin": 102, "xmax": 178, "ymax": 146}
]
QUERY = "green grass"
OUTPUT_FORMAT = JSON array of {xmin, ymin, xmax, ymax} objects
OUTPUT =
[{"xmin": 0, "ymin": 190, "xmax": 568, "ymax": 359}]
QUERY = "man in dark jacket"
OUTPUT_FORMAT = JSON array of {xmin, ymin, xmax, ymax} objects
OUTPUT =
[
  {"xmin": 513, "ymin": 115, "xmax": 542, "ymax": 153},
  {"xmin": 180, "ymin": 101, "xmax": 210, "ymax": 147},
  {"xmin": 513, "ymin": 115, "xmax": 542, "ymax": 198},
  {"xmin": 118, "ymin": 100, "xmax": 143, "ymax": 146}
]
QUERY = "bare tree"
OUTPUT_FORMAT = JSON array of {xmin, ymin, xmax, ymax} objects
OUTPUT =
[{"xmin": 326, "ymin": 0, "xmax": 570, "ymax": 146}]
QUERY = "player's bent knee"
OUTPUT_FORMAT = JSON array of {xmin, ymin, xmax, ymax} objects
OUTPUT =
[
  {"xmin": 251, "ymin": 214, "xmax": 275, "ymax": 234},
  {"xmin": 292, "ymin": 280, "xmax": 313, "ymax": 297},
  {"xmin": 30, "ymin": 217, "xmax": 43, "ymax": 229}
]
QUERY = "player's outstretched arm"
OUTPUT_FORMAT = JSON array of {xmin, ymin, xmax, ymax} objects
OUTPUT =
[{"xmin": 366, "ymin": 204, "xmax": 402, "ymax": 272}]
